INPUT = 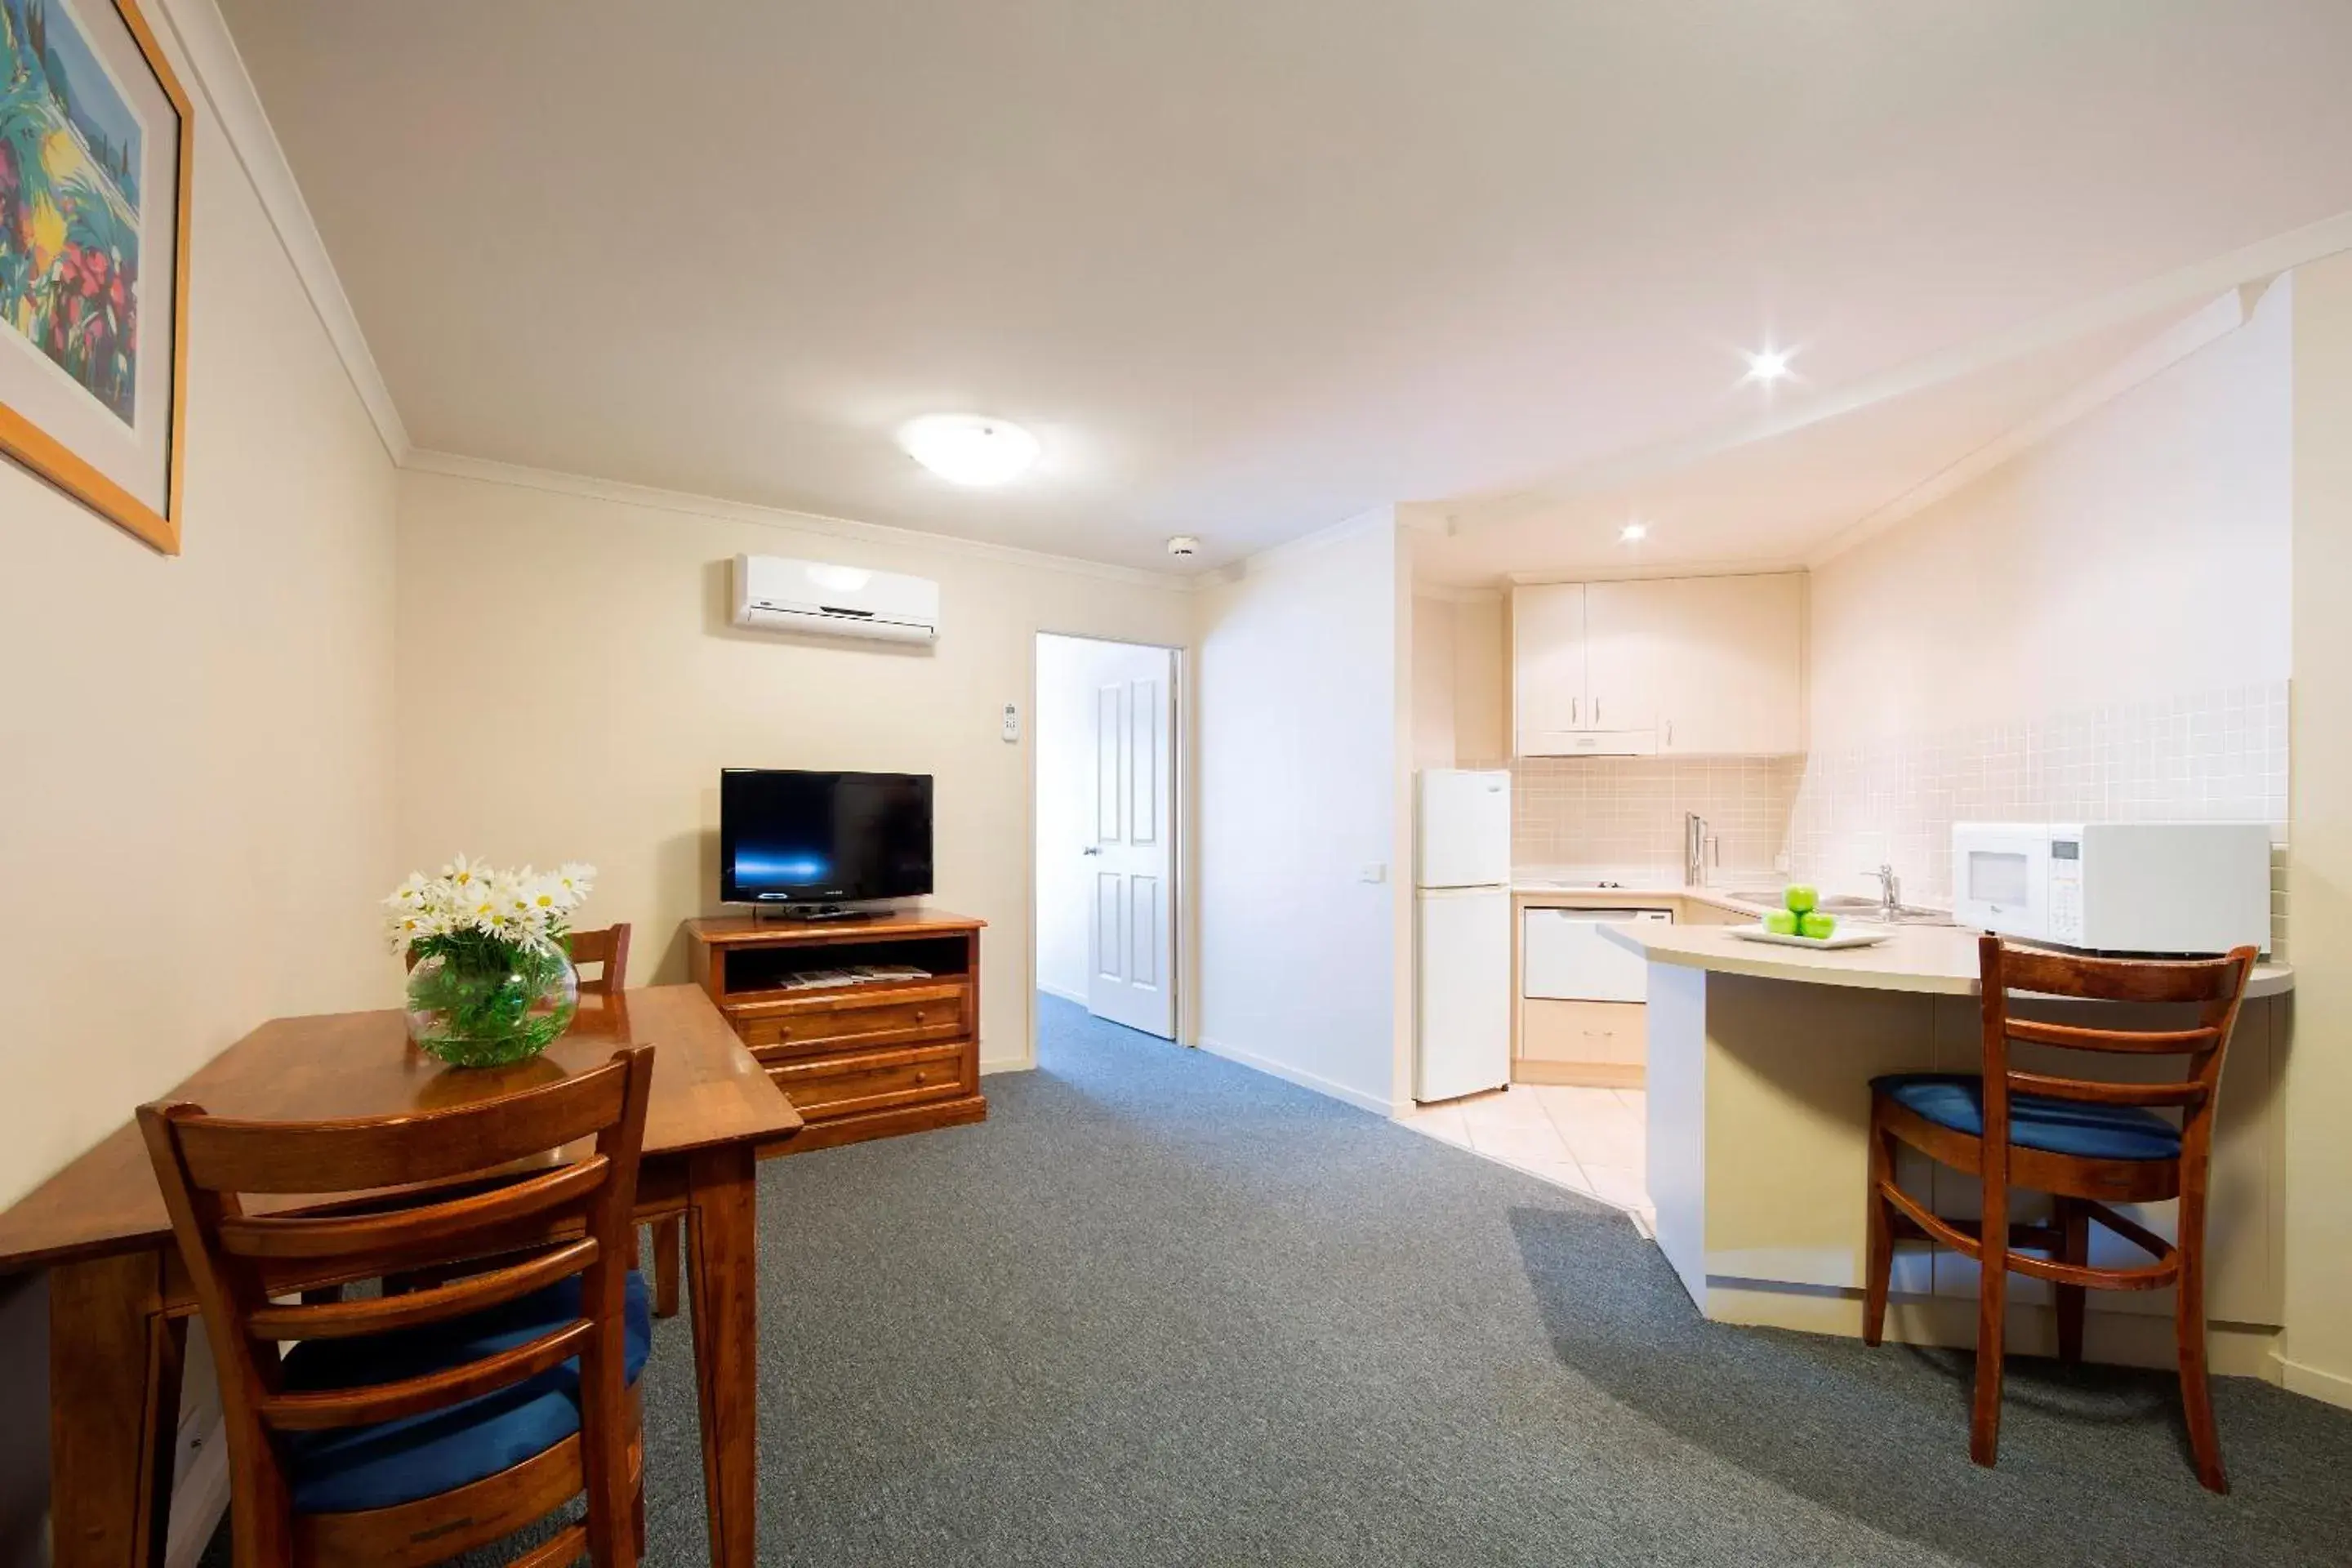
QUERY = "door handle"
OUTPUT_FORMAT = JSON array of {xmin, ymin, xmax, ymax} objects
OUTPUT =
[{"xmin": 1082, "ymin": 846, "xmax": 1102, "ymax": 856}]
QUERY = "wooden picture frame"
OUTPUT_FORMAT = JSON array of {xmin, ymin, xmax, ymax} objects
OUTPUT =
[{"xmin": 0, "ymin": 0, "xmax": 193, "ymax": 554}]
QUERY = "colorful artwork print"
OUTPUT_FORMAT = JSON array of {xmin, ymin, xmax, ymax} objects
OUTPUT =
[{"xmin": 0, "ymin": 0, "xmax": 143, "ymax": 427}]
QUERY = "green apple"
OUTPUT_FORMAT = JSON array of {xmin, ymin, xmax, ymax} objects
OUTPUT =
[
  {"xmin": 1798, "ymin": 912, "xmax": 1838, "ymax": 941},
  {"xmin": 1784, "ymin": 884, "xmax": 1819, "ymax": 915},
  {"xmin": 1765, "ymin": 909, "xmax": 1800, "ymax": 936}
]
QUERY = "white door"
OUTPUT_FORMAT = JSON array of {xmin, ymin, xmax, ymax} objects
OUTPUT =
[
  {"xmin": 1417, "ymin": 770, "xmax": 1511, "ymax": 889},
  {"xmin": 1085, "ymin": 644, "xmax": 1177, "ymax": 1037},
  {"xmin": 1416, "ymin": 887, "xmax": 1512, "ymax": 1101},
  {"xmin": 1512, "ymin": 583, "xmax": 1588, "ymax": 753}
]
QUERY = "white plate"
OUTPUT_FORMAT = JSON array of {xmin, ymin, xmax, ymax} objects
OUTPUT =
[{"xmin": 1729, "ymin": 924, "xmax": 1892, "ymax": 951}]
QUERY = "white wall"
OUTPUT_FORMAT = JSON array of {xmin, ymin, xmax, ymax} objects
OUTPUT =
[
  {"xmin": 2286, "ymin": 250, "xmax": 2352, "ymax": 1408},
  {"xmin": 1194, "ymin": 510, "xmax": 1411, "ymax": 1113},
  {"xmin": 393, "ymin": 466, "xmax": 1194, "ymax": 1071}
]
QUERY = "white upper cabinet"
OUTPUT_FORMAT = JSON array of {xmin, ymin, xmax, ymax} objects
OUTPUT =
[
  {"xmin": 1512, "ymin": 583, "xmax": 1588, "ymax": 750},
  {"xmin": 1512, "ymin": 573, "xmax": 1804, "ymax": 758}
]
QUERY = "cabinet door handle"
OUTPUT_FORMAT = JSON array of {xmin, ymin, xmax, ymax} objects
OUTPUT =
[
  {"xmin": 1595, "ymin": 699, "xmax": 1601, "ymax": 726},
  {"xmin": 1664, "ymin": 719, "xmax": 1673, "ymax": 747},
  {"xmin": 1571, "ymin": 697, "xmax": 1580, "ymax": 727}
]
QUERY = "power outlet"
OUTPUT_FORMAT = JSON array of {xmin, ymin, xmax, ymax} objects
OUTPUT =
[{"xmin": 1359, "ymin": 862, "xmax": 1388, "ymax": 884}]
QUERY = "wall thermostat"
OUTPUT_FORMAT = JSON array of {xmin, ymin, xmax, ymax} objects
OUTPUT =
[{"xmin": 1001, "ymin": 702, "xmax": 1020, "ymax": 742}]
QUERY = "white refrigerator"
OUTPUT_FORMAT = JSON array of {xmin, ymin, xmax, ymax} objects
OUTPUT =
[{"xmin": 1415, "ymin": 768, "xmax": 1512, "ymax": 1102}]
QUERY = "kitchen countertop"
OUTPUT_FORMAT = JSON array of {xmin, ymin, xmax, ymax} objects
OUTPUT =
[{"xmin": 1598, "ymin": 917, "xmax": 2295, "ymax": 1000}]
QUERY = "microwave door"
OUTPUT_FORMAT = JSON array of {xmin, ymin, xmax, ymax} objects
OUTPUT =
[{"xmin": 1957, "ymin": 832, "xmax": 2051, "ymax": 938}]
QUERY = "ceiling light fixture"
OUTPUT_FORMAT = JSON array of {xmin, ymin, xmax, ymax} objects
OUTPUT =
[
  {"xmin": 900, "ymin": 415, "xmax": 1040, "ymax": 486},
  {"xmin": 1744, "ymin": 346, "xmax": 1794, "ymax": 385},
  {"xmin": 1619, "ymin": 521, "xmax": 1650, "ymax": 543}
]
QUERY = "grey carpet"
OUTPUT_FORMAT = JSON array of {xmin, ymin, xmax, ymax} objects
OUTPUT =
[{"xmin": 207, "ymin": 993, "xmax": 2352, "ymax": 1566}]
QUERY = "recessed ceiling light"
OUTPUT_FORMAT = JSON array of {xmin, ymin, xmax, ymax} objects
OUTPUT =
[
  {"xmin": 900, "ymin": 415, "xmax": 1040, "ymax": 485},
  {"xmin": 1744, "ymin": 346, "xmax": 1794, "ymax": 385},
  {"xmin": 1619, "ymin": 521, "xmax": 1649, "ymax": 542}
]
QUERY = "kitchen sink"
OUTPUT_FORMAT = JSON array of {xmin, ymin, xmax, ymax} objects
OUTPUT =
[{"xmin": 1813, "ymin": 895, "xmax": 1956, "ymax": 926}]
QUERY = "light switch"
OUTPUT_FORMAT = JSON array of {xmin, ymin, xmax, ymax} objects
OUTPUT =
[
  {"xmin": 1360, "ymin": 862, "xmax": 1388, "ymax": 884},
  {"xmin": 1001, "ymin": 702, "xmax": 1020, "ymax": 742}
]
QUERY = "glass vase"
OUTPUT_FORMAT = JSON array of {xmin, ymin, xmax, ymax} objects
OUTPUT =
[{"xmin": 404, "ymin": 942, "xmax": 579, "ymax": 1067}]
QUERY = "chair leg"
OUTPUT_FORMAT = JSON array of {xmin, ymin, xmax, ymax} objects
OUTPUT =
[
  {"xmin": 1862, "ymin": 1114, "xmax": 1894, "ymax": 1348},
  {"xmin": 633, "ymin": 1479, "xmax": 648, "ymax": 1559},
  {"xmin": 1970, "ymin": 1214, "xmax": 2009, "ymax": 1468},
  {"xmin": 2055, "ymin": 1198, "xmax": 2088, "ymax": 1366},
  {"xmin": 653, "ymin": 1216, "xmax": 683, "ymax": 1319},
  {"xmin": 2176, "ymin": 1202, "xmax": 2230, "ymax": 1493}
]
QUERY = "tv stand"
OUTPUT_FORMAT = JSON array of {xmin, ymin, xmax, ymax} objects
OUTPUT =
[
  {"xmin": 686, "ymin": 909, "xmax": 987, "ymax": 1154},
  {"xmin": 753, "ymin": 902, "xmax": 862, "ymax": 923}
]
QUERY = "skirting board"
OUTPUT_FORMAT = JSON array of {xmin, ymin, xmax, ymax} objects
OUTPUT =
[
  {"xmin": 1702, "ymin": 1277, "xmax": 2284, "ymax": 1382},
  {"xmin": 2277, "ymin": 1352, "xmax": 2352, "ymax": 1410},
  {"xmin": 1037, "ymin": 981, "xmax": 1087, "ymax": 1006},
  {"xmin": 1196, "ymin": 1035, "xmax": 1397, "ymax": 1118},
  {"xmin": 980, "ymin": 1056, "xmax": 1035, "ymax": 1076}
]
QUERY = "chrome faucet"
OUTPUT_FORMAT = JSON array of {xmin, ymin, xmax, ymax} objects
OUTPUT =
[
  {"xmin": 1865, "ymin": 862, "xmax": 1901, "ymax": 921},
  {"xmin": 1686, "ymin": 813, "xmax": 1710, "ymax": 888}
]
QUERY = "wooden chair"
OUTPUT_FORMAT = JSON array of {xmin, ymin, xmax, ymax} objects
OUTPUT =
[
  {"xmin": 568, "ymin": 924, "xmax": 632, "ymax": 1001},
  {"xmin": 564, "ymin": 926, "xmax": 679, "ymax": 1321},
  {"xmin": 139, "ymin": 1047, "xmax": 657, "ymax": 1567},
  {"xmin": 1862, "ymin": 935, "xmax": 2256, "ymax": 1491}
]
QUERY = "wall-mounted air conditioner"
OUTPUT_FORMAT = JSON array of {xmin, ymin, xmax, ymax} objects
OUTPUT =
[{"xmin": 731, "ymin": 554, "xmax": 939, "ymax": 644}]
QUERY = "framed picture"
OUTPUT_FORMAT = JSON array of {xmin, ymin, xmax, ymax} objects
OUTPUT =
[{"xmin": 0, "ymin": 0, "xmax": 191, "ymax": 553}]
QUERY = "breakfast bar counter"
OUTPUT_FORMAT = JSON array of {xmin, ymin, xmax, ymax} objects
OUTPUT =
[{"xmin": 1601, "ymin": 920, "xmax": 2296, "ymax": 1378}]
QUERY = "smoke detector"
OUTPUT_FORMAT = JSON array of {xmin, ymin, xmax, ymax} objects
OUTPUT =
[{"xmin": 1166, "ymin": 535, "xmax": 1200, "ymax": 558}]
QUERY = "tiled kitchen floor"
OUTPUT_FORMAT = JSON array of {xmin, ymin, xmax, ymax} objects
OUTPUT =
[{"xmin": 1396, "ymin": 1085, "xmax": 1652, "ymax": 1227}]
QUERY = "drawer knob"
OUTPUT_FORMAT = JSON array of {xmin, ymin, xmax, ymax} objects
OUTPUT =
[
  {"xmin": 914, "ymin": 1071, "xmax": 929, "ymax": 1084},
  {"xmin": 913, "ymin": 1010, "xmax": 926, "ymax": 1022}
]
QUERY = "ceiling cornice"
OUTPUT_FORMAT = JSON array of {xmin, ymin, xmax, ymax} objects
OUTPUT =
[
  {"xmin": 403, "ymin": 450, "xmax": 1201, "ymax": 591},
  {"xmin": 156, "ymin": 0, "xmax": 412, "ymax": 462}
]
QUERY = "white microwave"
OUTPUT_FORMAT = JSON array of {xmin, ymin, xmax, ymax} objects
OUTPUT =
[{"xmin": 1950, "ymin": 822, "xmax": 2273, "ymax": 956}]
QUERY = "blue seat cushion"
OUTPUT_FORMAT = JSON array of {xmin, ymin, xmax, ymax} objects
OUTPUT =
[
  {"xmin": 279, "ymin": 1270, "xmax": 652, "ymax": 1514},
  {"xmin": 1873, "ymin": 1072, "xmax": 2181, "ymax": 1162}
]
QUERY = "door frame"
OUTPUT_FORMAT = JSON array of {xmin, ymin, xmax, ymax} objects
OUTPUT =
[{"xmin": 1026, "ymin": 630, "xmax": 1192, "ymax": 1067}]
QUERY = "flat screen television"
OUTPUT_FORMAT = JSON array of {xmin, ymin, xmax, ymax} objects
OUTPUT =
[{"xmin": 719, "ymin": 769, "xmax": 933, "ymax": 906}]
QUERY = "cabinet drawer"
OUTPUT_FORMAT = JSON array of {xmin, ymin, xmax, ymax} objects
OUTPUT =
[
  {"xmin": 764, "ymin": 1042, "xmax": 969, "ymax": 1118},
  {"xmin": 1519, "ymin": 999, "xmax": 1646, "ymax": 1067},
  {"xmin": 728, "ymin": 983, "xmax": 968, "ymax": 1057}
]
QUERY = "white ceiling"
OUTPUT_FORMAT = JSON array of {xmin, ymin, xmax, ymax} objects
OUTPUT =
[{"xmin": 219, "ymin": 1, "xmax": 2352, "ymax": 576}]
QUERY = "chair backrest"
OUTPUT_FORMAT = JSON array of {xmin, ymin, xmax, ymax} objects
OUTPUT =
[
  {"xmin": 138, "ymin": 1047, "xmax": 654, "ymax": 1504},
  {"xmin": 568, "ymin": 923, "xmax": 632, "ymax": 1000},
  {"xmin": 1976, "ymin": 935, "xmax": 2256, "ymax": 1165}
]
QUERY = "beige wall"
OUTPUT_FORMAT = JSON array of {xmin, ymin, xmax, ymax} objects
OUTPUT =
[
  {"xmin": 393, "ymin": 468, "xmax": 1193, "ymax": 1071},
  {"xmin": 1408, "ymin": 589, "xmax": 1505, "ymax": 773},
  {"xmin": 1796, "ymin": 281, "xmax": 2294, "ymax": 906},
  {"xmin": 0, "ymin": 47, "xmax": 399, "ymax": 1212},
  {"xmin": 2286, "ymin": 250, "xmax": 2352, "ymax": 1407},
  {"xmin": 1807, "ymin": 282, "xmax": 2292, "ymax": 752}
]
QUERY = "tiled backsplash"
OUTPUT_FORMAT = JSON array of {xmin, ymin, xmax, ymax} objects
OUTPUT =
[
  {"xmin": 1508, "ymin": 681, "xmax": 2290, "ymax": 949},
  {"xmin": 1787, "ymin": 680, "xmax": 2291, "ymax": 947},
  {"xmin": 1512, "ymin": 755, "xmax": 1804, "ymax": 875}
]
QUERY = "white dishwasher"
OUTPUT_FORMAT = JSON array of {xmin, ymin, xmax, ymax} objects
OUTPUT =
[{"xmin": 1521, "ymin": 907, "xmax": 1675, "ymax": 1001}]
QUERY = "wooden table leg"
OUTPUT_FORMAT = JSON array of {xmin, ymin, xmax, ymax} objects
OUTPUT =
[
  {"xmin": 49, "ymin": 1250, "xmax": 183, "ymax": 1568},
  {"xmin": 684, "ymin": 1145, "xmax": 759, "ymax": 1568}
]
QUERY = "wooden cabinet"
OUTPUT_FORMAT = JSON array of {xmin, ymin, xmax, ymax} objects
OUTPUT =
[
  {"xmin": 687, "ymin": 911, "xmax": 987, "ymax": 1153},
  {"xmin": 1511, "ymin": 572, "xmax": 1803, "ymax": 758}
]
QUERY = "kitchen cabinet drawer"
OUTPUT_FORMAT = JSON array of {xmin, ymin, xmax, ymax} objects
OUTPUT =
[
  {"xmin": 763, "ymin": 1042, "xmax": 969, "ymax": 1118},
  {"xmin": 727, "ymin": 982, "xmax": 968, "ymax": 1058}
]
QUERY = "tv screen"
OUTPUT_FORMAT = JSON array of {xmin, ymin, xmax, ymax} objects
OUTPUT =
[{"xmin": 719, "ymin": 769, "xmax": 933, "ymax": 905}]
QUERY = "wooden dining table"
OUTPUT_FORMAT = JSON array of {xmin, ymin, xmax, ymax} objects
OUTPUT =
[{"xmin": 0, "ymin": 983, "xmax": 801, "ymax": 1568}]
